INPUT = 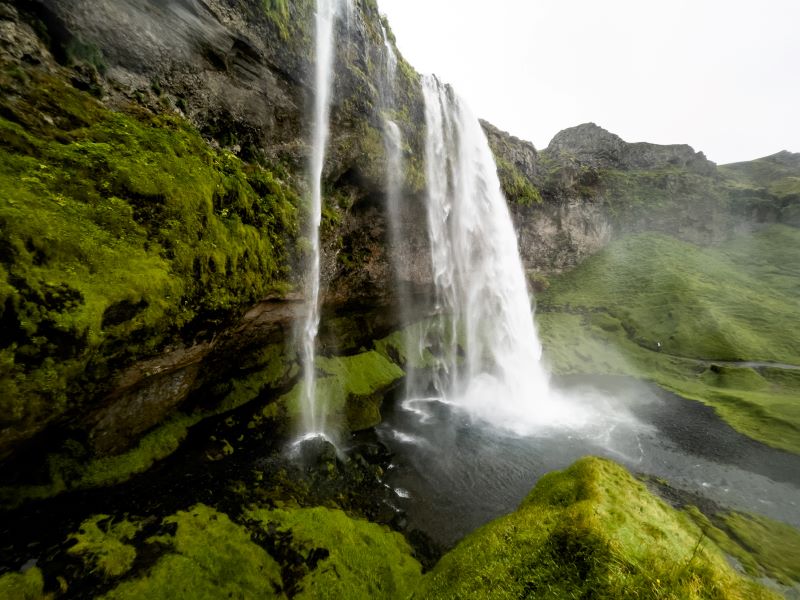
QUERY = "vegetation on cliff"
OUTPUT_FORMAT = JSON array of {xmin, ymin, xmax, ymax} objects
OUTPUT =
[{"xmin": 0, "ymin": 61, "xmax": 299, "ymax": 456}]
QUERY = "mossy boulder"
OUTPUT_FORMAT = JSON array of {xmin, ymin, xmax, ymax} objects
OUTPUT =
[
  {"xmin": 67, "ymin": 515, "xmax": 142, "ymax": 578},
  {"xmin": 101, "ymin": 505, "xmax": 284, "ymax": 599},
  {"xmin": 280, "ymin": 349, "xmax": 404, "ymax": 431},
  {"xmin": 415, "ymin": 457, "xmax": 779, "ymax": 599},
  {"xmin": 100, "ymin": 503, "xmax": 420, "ymax": 600},
  {"xmin": 0, "ymin": 567, "xmax": 46, "ymax": 600},
  {"xmin": 247, "ymin": 506, "xmax": 422, "ymax": 599}
]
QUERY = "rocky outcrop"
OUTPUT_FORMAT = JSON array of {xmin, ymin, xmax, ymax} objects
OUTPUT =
[
  {"xmin": 481, "ymin": 121, "xmax": 538, "ymax": 180},
  {"xmin": 546, "ymin": 122, "xmax": 716, "ymax": 175},
  {"xmin": 486, "ymin": 123, "xmax": 798, "ymax": 273}
]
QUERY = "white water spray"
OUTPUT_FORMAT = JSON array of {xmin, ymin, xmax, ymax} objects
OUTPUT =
[
  {"xmin": 417, "ymin": 76, "xmax": 551, "ymax": 434},
  {"xmin": 300, "ymin": 0, "xmax": 348, "ymax": 439}
]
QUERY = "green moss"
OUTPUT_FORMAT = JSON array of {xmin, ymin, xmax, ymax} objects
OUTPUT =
[
  {"xmin": 78, "ymin": 415, "xmax": 197, "ymax": 488},
  {"xmin": 720, "ymin": 512, "xmax": 800, "ymax": 585},
  {"xmin": 247, "ymin": 506, "xmax": 422, "ymax": 599},
  {"xmin": 685, "ymin": 507, "xmax": 800, "ymax": 587},
  {"xmin": 68, "ymin": 515, "xmax": 142, "ymax": 577},
  {"xmin": 1, "ymin": 339, "xmax": 295, "ymax": 506},
  {"xmin": 100, "ymin": 503, "xmax": 421, "ymax": 600},
  {"xmin": 261, "ymin": 0, "xmax": 314, "ymax": 42},
  {"xmin": 0, "ymin": 414, "xmax": 197, "ymax": 507},
  {"xmin": 536, "ymin": 227, "xmax": 800, "ymax": 453},
  {"xmin": 416, "ymin": 457, "xmax": 778, "ymax": 599},
  {"xmin": 495, "ymin": 157, "xmax": 543, "ymax": 206},
  {"xmin": 280, "ymin": 350, "xmax": 404, "ymax": 431},
  {"xmin": 102, "ymin": 505, "xmax": 283, "ymax": 599},
  {"xmin": 217, "ymin": 343, "xmax": 297, "ymax": 413},
  {"xmin": 374, "ymin": 322, "xmax": 439, "ymax": 370},
  {"xmin": 0, "ymin": 567, "xmax": 46, "ymax": 600},
  {"xmin": 0, "ymin": 64, "xmax": 298, "ymax": 455}
]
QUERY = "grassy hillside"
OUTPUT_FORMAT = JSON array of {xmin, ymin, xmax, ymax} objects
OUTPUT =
[
  {"xmin": 536, "ymin": 225, "xmax": 800, "ymax": 453},
  {"xmin": 416, "ymin": 457, "xmax": 779, "ymax": 599},
  {"xmin": 721, "ymin": 152, "xmax": 800, "ymax": 201}
]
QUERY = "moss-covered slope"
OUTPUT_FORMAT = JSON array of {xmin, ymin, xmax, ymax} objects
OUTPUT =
[
  {"xmin": 415, "ymin": 457, "xmax": 779, "ymax": 599},
  {"xmin": 0, "ymin": 62, "xmax": 298, "ymax": 457}
]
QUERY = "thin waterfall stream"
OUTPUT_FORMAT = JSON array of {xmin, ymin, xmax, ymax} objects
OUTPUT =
[{"xmin": 299, "ymin": 0, "xmax": 349, "ymax": 441}]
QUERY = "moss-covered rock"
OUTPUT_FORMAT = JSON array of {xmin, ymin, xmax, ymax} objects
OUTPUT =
[
  {"xmin": 0, "ymin": 60, "xmax": 298, "ymax": 459},
  {"xmin": 280, "ymin": 350, "xmax": 404, "ymax": 431},
  {"xmin": 67, "ymin": 515, "xmax": 142, "ymax": 578},
  {"xmin": 247, "ymin": 506, "xmax": 422, "ymax": 599},
  {"xmin": 101, "ymin": 505, "xmax": 284, "ymax": 599},
  {"xmin": 91, "ymin": 502, "xmax": 423, "ymax": 599},
  {"xmin": 0, "ymin": 567, "xmax": 46, "ymax": 600},
  {"xmin": 415, "ymin": 457, "xmax": 779, "ymax": 599}
]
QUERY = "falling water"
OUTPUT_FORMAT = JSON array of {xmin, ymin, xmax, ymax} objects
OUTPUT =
[
  {"xmin": 300, "ymin": 0, "xmax": 346, "ymax": 439},
  {"xmin": 380, "ymin": 21, "xmax": 401, "ymax": 235},
  {"xmin": 380, "ymin": 21, "xmax": 420, "ymax": 396},
  {"xmin": 416, "ymin": 76, "xmax": 551, "ymax": 434},
  {"xmin": 380, "ymin": 22, "xmax": 398, "ymax": 104}
]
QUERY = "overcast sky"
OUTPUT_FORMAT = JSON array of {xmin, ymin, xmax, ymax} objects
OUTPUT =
[{"xmin": 377, "ymin": 0, "xmax": 799, "ymax": 165}]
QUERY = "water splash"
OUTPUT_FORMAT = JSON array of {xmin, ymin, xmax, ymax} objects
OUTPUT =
[
  {"xmin": 300, "ymin": 0, "xmax": 349, "ymax": 439},
  {"xmin": 416, "ymin": 75, "xmax": 552, "ymax": 435}
]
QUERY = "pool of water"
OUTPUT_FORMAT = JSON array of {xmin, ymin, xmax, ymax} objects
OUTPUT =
[{"xmin": 376, "ymin": 375, "xmax": 800, "ymax": 547}]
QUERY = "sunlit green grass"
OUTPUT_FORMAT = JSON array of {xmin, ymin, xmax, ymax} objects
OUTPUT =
[{"xmin": 415, "ymin": 457, "xmax": 778, "ymax": 599}]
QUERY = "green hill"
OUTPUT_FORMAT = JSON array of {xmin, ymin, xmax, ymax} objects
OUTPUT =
[{"xmin": 536, "ymin": 225, "xmax": 800, "ymax": 453}]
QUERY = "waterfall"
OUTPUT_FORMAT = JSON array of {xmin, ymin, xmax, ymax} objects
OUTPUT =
[
  {"xmin": 380, "ymin": 22, "xmax": 398, "ymax": 104},
  {"xmin": 380, "ymin": 21, "xmax": 420, "ymax": 397},
  {"xmin": 416, "ymin": 76, "xmax": 551, "ymax": 434},
  {"xmin": 299, "ymin": 0, "xmax": 347, "ymax": 440},
  {"xmin": 380, "ymin": 20, "xmax": 403, "ymax": 298}
]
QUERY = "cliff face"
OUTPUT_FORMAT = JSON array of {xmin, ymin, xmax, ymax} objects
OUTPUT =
[
  {"xmin": 16, "ymin": 0, "xmax": 433, "ymax": 300},
  {"xmin": 486, "ymin": 122, "xmax": 799, "ymax": 274}
]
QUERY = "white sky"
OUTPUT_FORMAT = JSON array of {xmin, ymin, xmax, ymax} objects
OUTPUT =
[{"xmin": 377, "ymin": 0, "xmax": 799, "ymax": 165}]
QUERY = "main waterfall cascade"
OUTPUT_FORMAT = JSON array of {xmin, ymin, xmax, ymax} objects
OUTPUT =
[
  {"xmin": 299, "ymin": 0, "xmax": 351, "ymax": 441},
  {"xmin": 409, "ymin": 76, "xmax": 552, "ymax": 434},
  {"xmin": 301, "ymin": 2, "xmax": 551, "ymax": 442}
]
